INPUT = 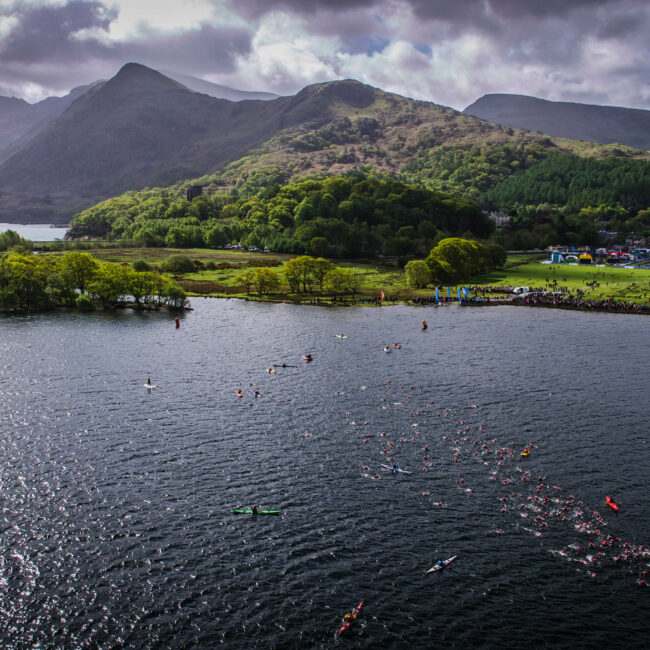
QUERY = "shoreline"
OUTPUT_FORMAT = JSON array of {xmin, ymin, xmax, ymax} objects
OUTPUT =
[{"xmin": 184, "ymin": 293, "xmax": 650, "ymax": 315}]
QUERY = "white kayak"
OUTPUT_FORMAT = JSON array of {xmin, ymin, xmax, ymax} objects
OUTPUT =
[
  {"xmin": 426, "ymin": 555, "xmax": 457, "ymax": 574},
  {"xmin": 381, "ymin": 463, "xmax": 412, "ymax": 474},
  {"xmin": 145, "ymin": 384, "xmax": 156, "ymax": 390}
]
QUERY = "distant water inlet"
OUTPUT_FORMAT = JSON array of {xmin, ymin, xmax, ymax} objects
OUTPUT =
[
  {"xmin": 0, "ymin": 300, "xmax": 648, "ymax": 648},
  {"xmin": 0, "ymin": 223, "xmax": 69, "ymax": 241}
]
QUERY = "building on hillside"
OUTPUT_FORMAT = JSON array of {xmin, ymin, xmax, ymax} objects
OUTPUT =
[
  {"xmin": 625, "ymin": 235, "xmax": 648, "ymax": 247},
  {"xmin": 485, "ymin": 211, "xmax": 511, "ymax": 228},
  {"xmin": 186, "ymin": 185, "xmax": 204, "ymax": 201}
]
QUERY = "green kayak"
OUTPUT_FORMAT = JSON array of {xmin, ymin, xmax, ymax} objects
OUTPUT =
[{"xmin": 232, "ymin": 509, "xmax": 281, "ymax": 515}]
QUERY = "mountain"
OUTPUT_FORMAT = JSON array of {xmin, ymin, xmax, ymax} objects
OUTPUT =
[
  {"xmin": 161, "ymin": 70, "xmax": 279, "ymax": 101},
  {"xmin": 0, "ymin": 82, "xmax": 97, "ymax": 159},
  {"xmin": 1, "ymin": 63, "xmax": 647, "ymax": 224},
  {"xmin": 464, "ymin": 94, "xmax": 650, "ymax": 150},
  {"xmin": 0, "ymin": 63, "xmax": 302, "ymax": 221}
]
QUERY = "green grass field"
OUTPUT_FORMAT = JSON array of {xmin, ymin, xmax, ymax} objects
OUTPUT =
[{"xmin": 68, "ymin": 246, "xmax": 650, "ymax": 305}]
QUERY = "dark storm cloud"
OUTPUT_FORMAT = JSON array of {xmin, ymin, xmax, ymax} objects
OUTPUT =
[
  {"xmin": 230, "ymin": 0, "xmax": 647, "ymax": 38},
  {"xmin": 0, "ymin": 1, "xmax": 252, "ymax": 99},
  {"xmin": 229, "ymin": 0, "xmax": 376, "ymax": 19},
  {"xmin": 0, "ymin": 1, "xmax": 251, "ymax": 69},
  {"xmin": 119, "ymin": 25, "xmax": 251, "ymax": 76},
  {"xmin": 0, "ymin": 1, "xmax": 115, "ymax": 63}
]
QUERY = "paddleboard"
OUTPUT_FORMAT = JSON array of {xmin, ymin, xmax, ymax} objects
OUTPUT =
[{"xmin": 232, "ymin": 509, "xmax": 281, "ymax": 515}]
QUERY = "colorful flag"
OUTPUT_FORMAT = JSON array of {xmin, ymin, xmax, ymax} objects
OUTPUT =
[{"xmin": 380, "ymin": 290, "xmax": 385, "ymax": 302}]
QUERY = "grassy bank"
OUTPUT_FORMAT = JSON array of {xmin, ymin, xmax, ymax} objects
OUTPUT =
[{"xmin": 58, "ymin": 246, "xmax": 650, "ymax": 306}]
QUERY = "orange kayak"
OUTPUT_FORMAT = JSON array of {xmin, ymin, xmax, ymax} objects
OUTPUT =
[{"xmin": 336, "ymin": 601, "xmax": 363, "ymax": 636}]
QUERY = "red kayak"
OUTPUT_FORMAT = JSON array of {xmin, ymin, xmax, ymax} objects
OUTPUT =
[
  {"xmin": 302, "ymin": 355, "xmax": 313, "ymax": 362},
  {"xmin": 605, "ymin": 496, "xmax": 619, "ymax": 511},
  {"xmin": 336, "ymin": 601, "xmax": 363, "ymax": 636}
]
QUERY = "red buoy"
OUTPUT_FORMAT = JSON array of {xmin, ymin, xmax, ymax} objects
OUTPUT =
[
  {"xmin": 605, "ymin": 496, "xmax": 619, "ymax": 511},
  {"xmin": 175, "ymin": 317, "xmax": 180, "ymax": 329}
]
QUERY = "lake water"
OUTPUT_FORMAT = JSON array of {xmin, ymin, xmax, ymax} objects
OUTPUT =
[
  {"xmin": 0, "ymin": 223, "xmax": 69, "ymax": 241},
  {"xmin": 1, "ymin": 300, "xmax": 648, "ymax": 648}
]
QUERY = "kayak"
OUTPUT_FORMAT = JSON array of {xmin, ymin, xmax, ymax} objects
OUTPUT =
[
  {"xmin": 334, "ymin": 335, "xmax": 348, "ymax": 339},
  {"xmin": 426, "ymin": 555, "xmax": 457, "ymax": 574},
  {"xmin": 232, "ymin": 509, "xmax": 281, "ymax": 515},
  {"xmin": 521, "ymin": 450, "xmax": 530, "ymax": 457},
  {"xmin": 605, "ymin": 496, "xmax": 619, "ymax": 512},
  {"xmin": 302, "ymin": 356, "xmax": 313, "ymax": 362},
  {"xmin": 336, "ymin": 601, "xmax": 363, "ymax": 636},
  {"xmin": 380, "ymin": 463, "xmax": 412, "ymax": 474},
  {"xmin": 145, "ymin": 384, "xmax": 156, "ymax": 390},
  {"xmin": 273, "ymin": 364, "xmax": 297, "ymax": 368},
  {"xmin": 383, "ymin": 346, "xmax": 392, "ymax": 353}
]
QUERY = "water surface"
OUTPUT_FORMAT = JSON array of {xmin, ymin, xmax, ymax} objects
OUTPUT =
[
  {"xmin": 1, "ymin": 300, "xmax": 648, "ymax": 648},
  {"xmin": 0, "ymin": 222, "xmax": 68, "ymax": 241}
]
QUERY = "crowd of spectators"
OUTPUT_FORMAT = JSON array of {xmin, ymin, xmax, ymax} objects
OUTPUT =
[{"xmin": 512, "ymin": 293, "xmax": 650, "ymax": 314}]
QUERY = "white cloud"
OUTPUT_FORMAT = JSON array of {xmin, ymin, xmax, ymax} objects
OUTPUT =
[{"xmin": 106, "ymin": 0, "xmax": 220, "ymax": 40}]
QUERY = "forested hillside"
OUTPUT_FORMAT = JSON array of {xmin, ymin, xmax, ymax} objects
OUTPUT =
[
  {"xmin": 68, "ymin": 173, "xmax": 489, "ymax": 258},
  {"xmin": 485, "ymin": 155, "xmax": 650, "ymax": 212}
]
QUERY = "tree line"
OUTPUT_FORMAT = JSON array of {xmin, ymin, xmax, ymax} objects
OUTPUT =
[
  {"xmin": 0, "ymin": 251, "xmax": 187, "ymax": 313},
  {"xmin": 67, "ymin": 171, "xmax": 492, "ymax": 258}
]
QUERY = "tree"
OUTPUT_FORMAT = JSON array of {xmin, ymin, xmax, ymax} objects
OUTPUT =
[
  {"xmin": 87, "ymin": 263, "xmax": 129, "ymax": 307},
  {"xmin": 283, "ymin": 256, "xmax": 317, "ymax": 293},
  {"xmin": 0, "ymin": 230, "xmax": 33, "ymax": 252},
  {"xmin": 311, "ymin": 257, "xmax": 335, "ymax": 291},
  {"xmin": 132, "ymin": 259, "xmax": 152, "ymax": 272},
  {"xmin": 323, "ymin": 267, "xmax": 350, "ymax": 296},
  {"xmin": 345, "ymin": 269, "xmax": 363, "ymax": 300},
  {"xmin": 161, "ymin": 255, "xmax": 195, "ymax": 274},
  {"xmin": 239, "ymin": 268, "xmax": 256, "ymax": 294},
  {"xmin": 162, "ymin": 283, "xmax": 188, "ymax": 310},
  {"xmin": 425, "ymin": 237, "xmax": 486, "ymax": 283},
  {"xmin": 405, "ymin": 260, "xmax": 432, "ymax": 288},
  {"xmin": 0, "ymin": 253, "xmax": 50, "ymax": 311},
  {"xmin": 252, "ymin": 268, "xmax": 280, "ymax": 295},
  {"xmin": 309, "ymin": 236, "xmax": 330, "ymax": 257},
  {"xmin": 59, "ymin": 252, "xmax": 99, "ymax": 293}
]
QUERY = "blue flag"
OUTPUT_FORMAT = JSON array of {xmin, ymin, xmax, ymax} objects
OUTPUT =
[
  {"xmin": 435, "ymin": 288, "xmax": 439, "ymax": 301},
  {"xmin": 457, "ymin": 288, "xmax": 461, "ymax": 301},
  {"xmin": 447, "ymin": 286, "xmax": 450, "ymax": 297}
]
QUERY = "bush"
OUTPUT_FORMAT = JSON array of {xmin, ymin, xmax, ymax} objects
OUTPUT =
[
  {"xmin": 76, "ymin": 294, "xmax": 95, "ymax": 312},
  {"xmin": 161, "ymin": 255, "xmax": 195, "ymax": 274},
  {"xmin": 132, "ymin": 259, "xmax": 152, "ymax": 272}
]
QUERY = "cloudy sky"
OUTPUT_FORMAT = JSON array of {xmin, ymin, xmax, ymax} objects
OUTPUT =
[{"xmin": 0, "ymin": 0, "xmax": 648, "ymax": 110}]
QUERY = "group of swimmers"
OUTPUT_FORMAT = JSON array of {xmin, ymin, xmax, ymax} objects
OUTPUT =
[{"xmin": 349, "ymin": 381, "xmax": 648, "ymax": 585}]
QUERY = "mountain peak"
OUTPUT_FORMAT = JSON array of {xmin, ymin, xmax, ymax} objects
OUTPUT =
[{"xmin": 106, "ymin": 62, "xmax": 189, "ymax": 93}]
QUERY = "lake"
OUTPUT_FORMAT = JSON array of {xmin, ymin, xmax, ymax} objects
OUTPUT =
[
  {"xmin": 0, "ymin": 222, "xmax": 69, "ymax": 241},
  {"xmin": 0, "ymin": 299, "xmax": 648, "ymax": 648}
]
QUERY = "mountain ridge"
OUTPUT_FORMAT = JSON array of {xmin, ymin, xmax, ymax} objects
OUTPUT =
[
  {"xmin": 0, "ymin": 63, "xmax": 647, "ymax": 223},
  {"xmin": 464, "ymin": 93, "xmax": 650, "ymax": 150}
]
